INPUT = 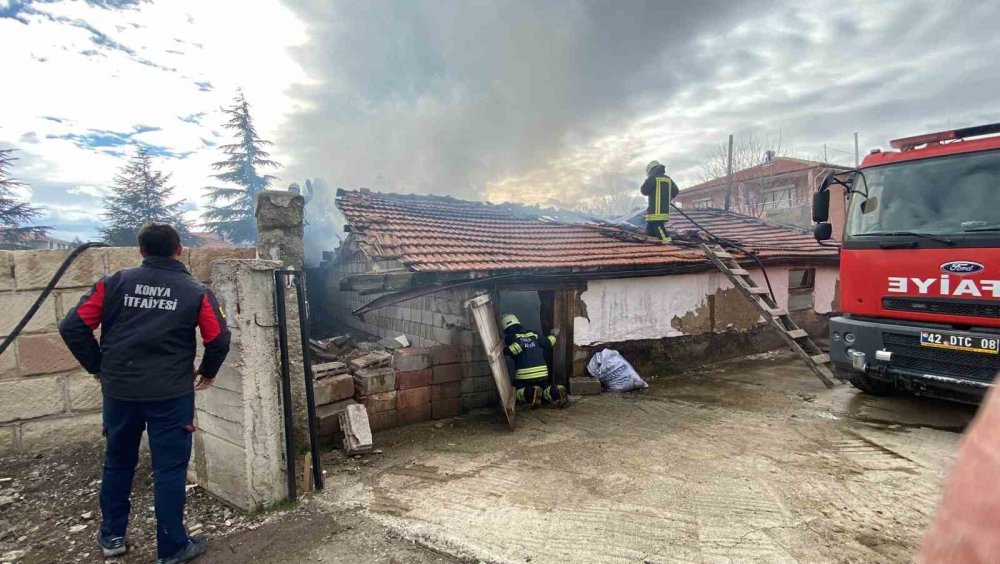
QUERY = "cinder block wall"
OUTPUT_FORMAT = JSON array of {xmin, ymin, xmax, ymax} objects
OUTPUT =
[
  {"xmin": 0, "ymin": 246, "xmax": 254, "ymax": 454},
  {"xmin": 319, "ymin": 239, "xmax": 498, "ymax": 413}
]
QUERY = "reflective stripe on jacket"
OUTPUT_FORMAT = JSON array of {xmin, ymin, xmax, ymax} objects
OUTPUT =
[
  {"xmin": 503, "ymin": 326, "xmax": 556, "ymax": 380},
  {"xmin": 640, "ymin": 170, "xmax": 679, "ymax": 222}
]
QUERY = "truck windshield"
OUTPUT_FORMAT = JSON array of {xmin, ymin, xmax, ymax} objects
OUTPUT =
[{"xmin": 846, "ymin": 149, "xmax": 1000, "ymax": 238}]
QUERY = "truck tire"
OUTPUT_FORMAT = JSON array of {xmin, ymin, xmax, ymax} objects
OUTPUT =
[{"xmin": 846, "ymin": 371, "xmax": 897, "ymax": 396}]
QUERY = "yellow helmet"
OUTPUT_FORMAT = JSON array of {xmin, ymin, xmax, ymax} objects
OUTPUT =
[{"xmin": 500, "ymin": 314, "xmax": 520, "ymax": 330}]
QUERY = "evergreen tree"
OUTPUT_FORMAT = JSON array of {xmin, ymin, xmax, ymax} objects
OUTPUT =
[
  {"xmin": 202, "ymin": 91, "xmax": 280, "ymax": 243},
  {"xmin": 100, "ymin": 146, "xmax": 192, "ymax": 247},
  {"xmin": 0, "ymin": 148, "xmax": 49, "ymax": 248}
]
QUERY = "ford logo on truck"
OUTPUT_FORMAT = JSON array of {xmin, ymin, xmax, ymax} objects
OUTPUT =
[{"xmin": 941, "ymin": 261, "xmax": 984, "ymax": 275}]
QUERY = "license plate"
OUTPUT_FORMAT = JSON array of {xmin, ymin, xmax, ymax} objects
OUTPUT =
[{"xmin": 920, "ymin": 331, "xmax": 1000, "ymax": 354}]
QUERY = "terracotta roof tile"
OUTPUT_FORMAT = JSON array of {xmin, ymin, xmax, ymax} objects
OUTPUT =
[{"xmin": 337, "ymin": 190, "xmax": 835, "ymax": 274}]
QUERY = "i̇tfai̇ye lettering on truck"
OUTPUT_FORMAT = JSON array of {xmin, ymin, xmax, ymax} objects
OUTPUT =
[{"xmin": 813, "ymin": 123, "xmax": 1000, "ymax": 403}]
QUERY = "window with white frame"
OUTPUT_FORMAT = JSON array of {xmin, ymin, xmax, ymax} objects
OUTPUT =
[
  {"xmin": 788, "ymin": 268, "xmax": 816, "ymax": 311},
  {"xmin": 693, "ymin": 198, "xmax": 713, "ymax": 209}
]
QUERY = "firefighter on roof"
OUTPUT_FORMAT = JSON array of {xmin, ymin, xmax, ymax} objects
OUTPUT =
[
  {"xmin": 640, "ymin": 160, "xmax": 679, "ymax": 243},
  {"xmin": 501, "ymin": 314, "xmax": 568, "ymax": 408}
]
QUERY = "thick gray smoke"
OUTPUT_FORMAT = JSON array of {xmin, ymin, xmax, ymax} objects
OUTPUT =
[{"xmin": 277, "ymin": 0, "xmax": 764, "ymax": 199}]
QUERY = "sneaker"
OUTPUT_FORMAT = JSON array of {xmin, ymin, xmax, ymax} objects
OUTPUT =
[
  {"xmin": 157, "ymin": 536, "xmax": 207, "ymax": 564},
  {"xmin": 97, "ymin": 531, "xmax": 127, "ymax": 557}
]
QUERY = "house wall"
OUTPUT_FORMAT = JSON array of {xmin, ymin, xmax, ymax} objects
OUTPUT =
[
  {"xmin": 317, "ymin": 238, "xmax": 496, "ymax": 414},
  {"xmin": 572, "ymin": 264, "xmax": 839, "ymax": 377},
  {"xmin": 0, "ymin": 246, "xmax": 255, "ymax": 454}
]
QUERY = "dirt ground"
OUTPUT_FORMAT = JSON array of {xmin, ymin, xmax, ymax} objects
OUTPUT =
[{"xmin": 0, "ymin": 351, "xmax": 978, "ymax": 563}]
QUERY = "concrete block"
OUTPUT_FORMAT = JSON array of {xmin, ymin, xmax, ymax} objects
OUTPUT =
[
  {"xmin": 339, "ymin": 404, "xmax": 373, "ymax": 455},
  {"xmin": 0, "ymin": 252, "xmax": 14, "ymax": 292},
  {"xmin": 430, "ymin": 345, "xmax": 461, "ymax": 366},
  {"xmin": 353, "ymin": 367, "xmax": 396, "ymax": 395},
  {"xmin": 19, "ymin": 333, "xmax": 80, "ymax": 375},
  {"xmin": 189, "ymin": 430, "xmax": 248, "ymax": 509},
  {"xmin": 68, "ymin": 374, "xmax": 103, "ymax": 411},
  {"xmin": 20, "ymin": 413, "xmax": 102, "ymax": 452},
  {"xmin": 13, "ymin": 248, "xmax": 104, "ymax": 290},
  {"xmin": 0, "ymin": 292, "xmax": 58, "ymax": 335},
  {"xmin": 570, "ymin": 377, "xmax": 602, "ymax": 396},
  {"xmin": 194, "ymin": 410, "xmax": 243, "ymax": 447},
  {"xmin": 104, "ymin": 247, "xmax": 141, "ymax": 274},
  {"xmin": 461, "ymin": 390, "xmax": 500, "ymax": 411},
  {"xmin": 431, "ymin": 363, "xmax": 463, "ymax": 384},
  {"xmin": 349, "ymin": 351, "xmax": 392, "ymax": 371},
  {"xmin": 314, "ymin": 374, "xmax": 354, "ymax": 405},
  {"xmin": 188, "ymin": 248, "xmax": 255, "ymax": 283},
  {"xmin": 396, "ymin": 386, "xmax": 430, "ymax": 410},
  {"xmin": 317, "ymin": 399, "xmax": 356, "ymax": 436},
  {"xmin": 0, "ymin": 340, "xmax": 17, "ymax": 378},
  {"xmin": 368, "ymin": 410, "xmax": 399, "ymax": 432},
  {"xmin": 56, "ymin": 289, "xmax": 87, "ymax": 321},
  {"xmin": 312, "ymin": 361, "xmax": 348, "ymax": 376},
  {"xmin": 395, "ymin": 369, "xmax": 431, "ymax": 390},
  {"xmin": 461, "ymin": 361, "xmax": 492, "ymax": 379},
  {"xmin": 358, "ymin": 391, "xmax": 396, "ymax": 414},
  {"xmin": 392, "ymin": 348, "xmax": 430, "ymax": 372},
  {"xmin": 397, "ymin": 403, "xmax": 432, "ymax": 426},
  {"xmin": 193, "ymin": 385, "xmax": 244, "ymax": 423},
  {"xmin": 461, "ymin": 375, "xmax": 496, "ymax": 395},
  {"xmin": 0, "ymin": 426, "xmax": 15, "ymax": 455},
  {"xmin": 431, "ymin": 381, "xmax": 462, "ymax": 401},
  {"xmin": 432, "ymin": 398, "xmax": 462, "ymax": 420},
  {"xmin": 0, "ymin": 376, "xmax": 65, "ymax": 422}
]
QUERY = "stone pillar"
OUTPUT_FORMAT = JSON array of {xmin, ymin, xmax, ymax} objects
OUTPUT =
[
  {"xmin": 255, "ymin": 191, "xmax": 310, "ymax": 447},
  {"xmin": 256, "ymin": 190, "xmax": 305, "ymax": 267},
  {"xmin": 190, "ymin": 259, "xmax": 288, "ymax": 510}
]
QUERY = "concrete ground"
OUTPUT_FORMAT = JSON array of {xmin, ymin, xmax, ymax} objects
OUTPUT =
[{"xmin": 272, "ymin": 351, "xmax": 977, "ymax": 563}]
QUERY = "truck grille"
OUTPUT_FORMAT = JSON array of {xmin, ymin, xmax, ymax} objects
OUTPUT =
[
  {"xmin": 882, "ymin": 297, "xmax": 1000, "ymax": 318},
  {"xmin": 882, "ymin": 333, "xmax": 1000, "ymax": 383}
]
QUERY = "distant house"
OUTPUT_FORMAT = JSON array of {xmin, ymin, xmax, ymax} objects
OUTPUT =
[
  {"xmin": 675, "ymin": 156, "xmax": 851, "ymax": 231},
  {"xmin": 189, "ymin": 231, "xmax": 235, "ymax": 248},
  {"xmin": 0, "ymin": 231, "xmax": 74, "ymax": 251}
]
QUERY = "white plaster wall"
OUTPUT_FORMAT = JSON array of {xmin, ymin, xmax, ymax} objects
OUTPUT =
[
  {"xmin": 814, "ymin": 266, "xmax": 840, "ymax": 314},
  {"xmin": 573, "ymin": 266, "xmax": 806, "ymax": 346}
]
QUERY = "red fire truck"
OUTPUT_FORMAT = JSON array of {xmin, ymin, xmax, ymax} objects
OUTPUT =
[{"xmin": 813, "ymin": 123, "xmax": 1000, "ymax": 403}]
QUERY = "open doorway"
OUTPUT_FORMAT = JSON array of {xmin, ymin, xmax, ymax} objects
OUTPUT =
[{"xmin": 494, "ymin": 287, "xmax": 573, "ymax": 386}]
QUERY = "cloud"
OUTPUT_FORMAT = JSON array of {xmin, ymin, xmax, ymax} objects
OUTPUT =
[{"xmin": 277, "ymin": 0, "xmax": 1000, "ymax": 211}]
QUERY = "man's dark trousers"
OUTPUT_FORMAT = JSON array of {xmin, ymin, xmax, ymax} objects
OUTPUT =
[{"xmin": 100, "ymin": 392, "xmax": 194, "ymax": 559}]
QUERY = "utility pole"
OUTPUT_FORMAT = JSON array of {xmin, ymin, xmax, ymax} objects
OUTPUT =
[
  {"xmin": 824, "ymin": 144, "xmax": 828, "ymax": 162},
  {"xmin": 726, "ymin": 134, "xmax": 735, "ymax": 209},
  {"xmin": 854, "ymin": 132, "xmax": 860, "ymax": 168}
]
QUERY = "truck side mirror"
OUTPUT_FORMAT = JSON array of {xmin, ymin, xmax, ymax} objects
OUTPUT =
[
  {"xmin": 812, "ymin": 188, "xmax": 831, "ymax": 223},
  {"xmin": 814, "ymin": 222, "xmax": 833, "ymax": 242}
]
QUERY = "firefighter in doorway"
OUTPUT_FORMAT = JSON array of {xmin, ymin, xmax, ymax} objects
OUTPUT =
[
  {"xmin": 640, "ymin": 160, "xmax": 679, "ymax": 243},
  {"xmin": 500, "ymin": 314, "xmax": 569, "ymax": 409}
]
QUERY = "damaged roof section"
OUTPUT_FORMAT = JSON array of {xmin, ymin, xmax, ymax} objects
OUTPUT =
[{"xmin": 336, "ymin": 189, "xmax": 836, "ymax": 275}]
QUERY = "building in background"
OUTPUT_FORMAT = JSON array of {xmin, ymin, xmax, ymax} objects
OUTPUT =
[
  {"xmin": 0, "ymin": 232, "xmax": 75, "ymax": 251},
  {"xmin": 675, "ymin": 156, "xmax": 851, "ymax": 232}
]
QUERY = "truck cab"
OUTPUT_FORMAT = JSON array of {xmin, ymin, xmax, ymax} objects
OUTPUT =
[{"xmin": 814, "ymin": 124, "xmax": 1000, "ymax": 403}]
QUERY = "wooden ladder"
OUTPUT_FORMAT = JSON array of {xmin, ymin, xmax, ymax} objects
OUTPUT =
[{"xmin": 700, "ymin": 244, "xmax": 835, "ymax": 388}]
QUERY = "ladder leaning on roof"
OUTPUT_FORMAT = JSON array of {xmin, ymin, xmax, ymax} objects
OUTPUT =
[{"xmin": 700, "ymin": 243, "xmax": 835, "ymax": 388}]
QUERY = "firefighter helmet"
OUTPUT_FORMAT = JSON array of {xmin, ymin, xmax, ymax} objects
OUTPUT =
[
  {"xmin": 645, "ymin": 160, "xmax": 662, "ymax": 175},
  {"xmin": 500, "ymin": 314, "xmax": 520, "ymax": 330}
]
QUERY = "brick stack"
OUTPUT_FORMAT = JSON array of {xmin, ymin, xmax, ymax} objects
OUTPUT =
[
  {"xmin": 394, "ymin": 348, "xmax": 433, "ymax": 425},
  {"xmin": 312, "ymin": 362, "xmax": 358, "ymax": 436}
]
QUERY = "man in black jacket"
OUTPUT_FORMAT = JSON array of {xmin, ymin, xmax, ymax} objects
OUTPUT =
[
  {"xmin": 640, "ymin": 160, "xmax": 680, "ymax": 242},
  {"xmin": 59, "ymin": 223, "xmax": 231, "ymax": 564}
]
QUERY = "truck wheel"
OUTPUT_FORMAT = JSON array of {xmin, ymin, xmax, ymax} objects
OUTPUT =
[{"xmin": 846, "ymin": 371, "xmax": 897, "ymax": 396}]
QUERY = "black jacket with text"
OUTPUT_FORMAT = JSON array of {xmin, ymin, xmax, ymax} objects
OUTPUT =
[{"xmin": 59, "ymin": 255, "xmax": 231, "ymax": 401}]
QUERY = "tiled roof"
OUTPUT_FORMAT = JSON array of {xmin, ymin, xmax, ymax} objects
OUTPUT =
[
  {"xmin": 336, "ymin": 189, "xmax": 835, "ymax": 274},
  {"xmin": 664, "ymin": 208, "xmax": 838, "ymax": 259},
  {"xmin": 680, "ymin": 157, "xmax": 850, "ymax": 196}
]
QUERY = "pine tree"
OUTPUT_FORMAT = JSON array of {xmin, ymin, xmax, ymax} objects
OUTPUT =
[
  {"xmin": 100, "ymin": 146, "xmax": 192, "ymax": 247},
  {"xmin": 0, "ymin": 148, "xmax": 49, "ymax": 248},
  {"xmin": 202, "ymin": 91, "xmax": 280, "ymax": 243}
]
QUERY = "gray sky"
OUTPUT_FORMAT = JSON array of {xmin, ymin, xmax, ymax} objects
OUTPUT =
[{"xmin": 3, "ymin": 0, "xmax": 1000, "ymax": 240}]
